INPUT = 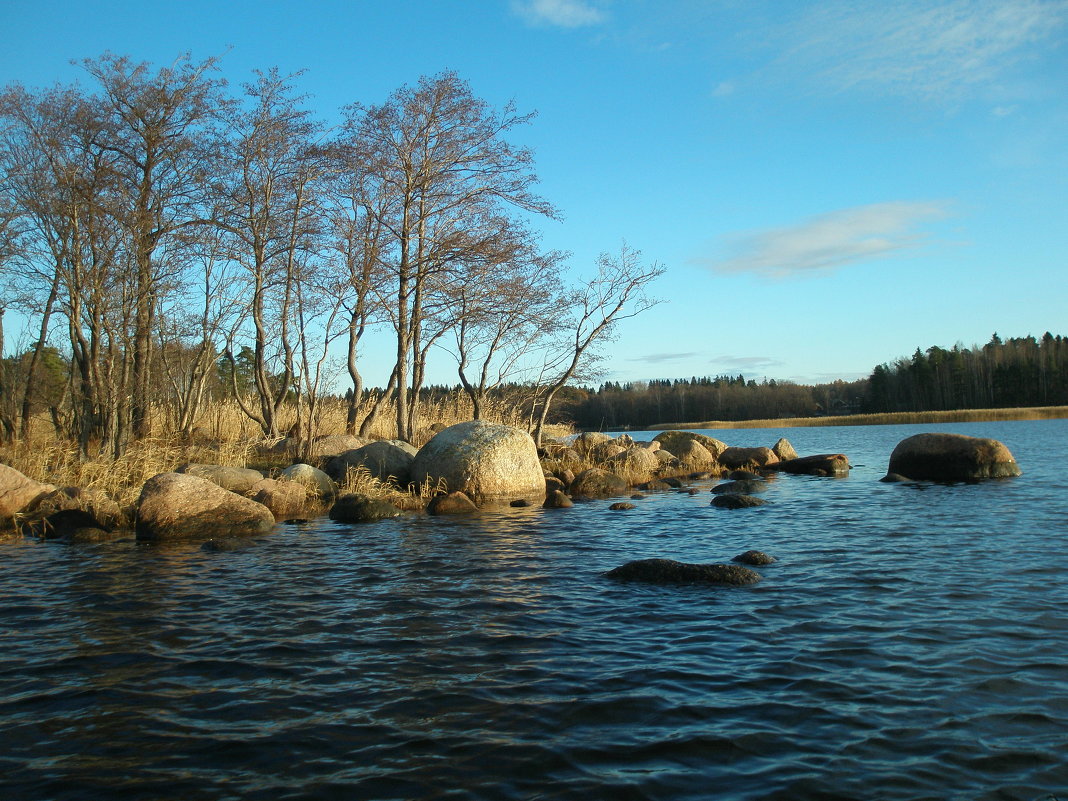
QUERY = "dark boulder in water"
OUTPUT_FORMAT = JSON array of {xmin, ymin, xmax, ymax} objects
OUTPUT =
[
  {"xmin": 608, "ymin": 502, "xmax": 636, "ymax": 511},
  {"xmin": 886, "ymin": 433, "xmax": 1021, "ymax": 482},
  {"xmin": 770, "ymin": 454, "xmax": 850, "ymax": 477},
  {"xmin": 544, "ymin": 489, "xmax": 574, "ymax": 509},
  {"xmin": 329, "ymin": 493, "xmax": 402, "ymax": 523},
  {"xmin": 569, "ymin": 468, "xmax": 628, "ymax": 499},
  {"xmin": 733, "ymin": 550, "xmax": 777, "ymax": 566},
  {"xmin": 711, "ymin": 494, "xmax": 766, "ymax": 509},
  {"xmin": 605, "ymin": 558, "xmax": 761, "ymax": 586},
  {"xmin": 426, "ymin": 491, "xmax": 478, "ymax": 515},
  {"xmin": 711, "ymin": 479, "xmax": 768, "ymax": 495}
]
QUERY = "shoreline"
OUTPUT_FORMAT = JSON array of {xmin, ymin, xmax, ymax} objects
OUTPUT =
[{"xmin": 642, "ymin": 405, "xmax": 1068, "ymax": 431}]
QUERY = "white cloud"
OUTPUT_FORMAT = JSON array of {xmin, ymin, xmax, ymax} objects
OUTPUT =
[
  {"xmin": 764, "ymin": 0, "xmax": 1067, "ymax": 102},
  {"xmin": 512, "ymin": 0, "xmax": 606, "ymax": 28},
  {"xmin": 628, "ymin": 352, "xmax": 700, "ymax": 364},
  {"xmin": 696, "ymin": 201, "xmax": 951, "ymax": 279}
]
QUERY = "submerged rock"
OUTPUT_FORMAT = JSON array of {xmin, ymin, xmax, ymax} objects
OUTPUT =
[
  {"xmin": 711, "ymin": 494, "xmax": 766, "ymax": 509},
  {"xmin": 772, "ymin": 454, "xmax": 850, "ymax": 477},
  {"xmin": 711, "ymin": 479, "xmax": 768, "ymax": 495},
  {"xmin": 733, "ymin": 550, "xmax": 777, "ymax": 566},
  {"xmin": 608, "ymin": 502, "xmax": 636, "ymax": 511},
  {"xmin": 605, "ymin": 558, "xmax": 761, "ymax": 586},
  {"xmin": 329, "ymin": 493, "xmax": 401, "ymax": 523},
  {"xmin": 544, "ymin": 490, "xmax": 574, "ymax": 509},
  {"xmin": 427, "ymin": 491, "xmax": 479, "ymax": 515}
]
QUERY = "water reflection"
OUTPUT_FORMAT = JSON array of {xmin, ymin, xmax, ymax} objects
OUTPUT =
[{"xmin": 2, "ymin": 420, "xmax": 1068, "ymax": 799}]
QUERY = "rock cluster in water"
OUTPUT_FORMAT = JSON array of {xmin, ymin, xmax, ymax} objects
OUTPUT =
[{"xmin": 0, "ymin": 424, "xmax": 1021, "ymax": 558}]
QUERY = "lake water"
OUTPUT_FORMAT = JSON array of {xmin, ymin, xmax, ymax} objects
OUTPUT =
[{"xmin": 2, "ymin": 420, "xmax": 1067, "ymax": 800}]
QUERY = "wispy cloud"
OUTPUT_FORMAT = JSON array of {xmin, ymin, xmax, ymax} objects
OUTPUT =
[
  {"xmin": 696, "ymin": 201, "xmax": 951, "ymax": 279},
  {"xmin": 709, "ymin": 355, "xmax": 785, "ymax": 372},
  {"xmin": 746, "ymin": 0, "xmax": 1067, "ymax": 103},
  {"xmin": 512, "ymin": 0, "xmax": 607, "ymax": 28},
  {"xmin": 628, "ymin": 352, "xmax": 699, "ymax": 364}
]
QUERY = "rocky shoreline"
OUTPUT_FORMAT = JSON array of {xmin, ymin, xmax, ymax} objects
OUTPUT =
[{"xmin": 1, "ymin": 424, "xmax": 1022, "ymax": 585}]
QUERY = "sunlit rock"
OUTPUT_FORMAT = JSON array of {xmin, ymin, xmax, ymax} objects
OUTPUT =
[
  {"xmin": 136, "ymin": 472, "xmax": 275, "ymax": 542},
  {"xmin": 886, "ymin": 433, "xmax": 1021, "ymax": 482}
]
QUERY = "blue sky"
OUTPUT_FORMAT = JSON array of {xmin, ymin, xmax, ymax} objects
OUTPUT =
[{"xmin": 2, "ymin": 0, "xmax": 1066, "ymax": 387}]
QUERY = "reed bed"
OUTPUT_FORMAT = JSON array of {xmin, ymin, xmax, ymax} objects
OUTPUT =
[{"xmin": 644, "ymin": 406, "xmax": 1068, "ymax": 431}]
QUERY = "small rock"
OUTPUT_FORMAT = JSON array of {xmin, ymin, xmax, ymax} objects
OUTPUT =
[
  {"xmin": 609, "ymin": 502, "xmax": 636, "ymax": 510},
  {"xmin": 772, "ymin": 437, "xmax": 799, "ymax": 461},
  {"xmin": 510, "ymin": 498, "xmax": 532, "ymax": 507},
  {"xmin": 427, "ymin": 491, "xmax": 478, "ymax": 515},
  {"xmin": 605, "ymin": 558, "xmax": 761, "ymax": 586},
  {"xmin": 733, "ymin": 550, "xmax": 777, "ymax": 566},
  {"xmin": 329, "ymin": 493, "xmax": 402, "ymax": 523},
  {"xmin": 544, "ymin": 490, "xmax": 574, "ymax": 509},
  {"xmin": 711, "ymin": 494, "xmax": 766, "ymax": 509},
  {"xmin": 711, "ymin": 479, "xmax": 767, "ymax": 495}
]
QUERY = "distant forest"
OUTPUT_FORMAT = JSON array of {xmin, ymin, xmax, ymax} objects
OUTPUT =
[{"xmin": 552, "ymin": 333, "xmax": 1068, "ymax": 429}]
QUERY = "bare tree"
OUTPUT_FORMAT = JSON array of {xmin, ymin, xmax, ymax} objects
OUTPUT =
[
  {"xmin": 450, "ymin": 222, "xmax": 564, "ymax": 419},
  {"xmin": 82, "ymin": 52, "xmax": 227, "ymax": 440},
  {"xmin": 344, "ymin": 71, "xmax": 558, "ymax": 441},
  {"xmin": 0, "ymin": 83, "xmax": 135, "ymax": 453},
  {"xmin": 155, "ymin": 228, "xmax": 242, "ymax": 437},
  {"xmin": 215, "ymin": 68, "xmax": 329, "ymax": 440},
  {"xmin": 529, "ymin": 243, "xmax": 665, "ymax": 446}
]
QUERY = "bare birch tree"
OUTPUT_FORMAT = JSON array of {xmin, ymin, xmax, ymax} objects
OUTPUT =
[
  {"xmin": 343, "ymin": 71, "xmax": 557, "ymax": 441},
  {"xmin": 530, "ymin": 243, "xmax": 665, "ymax": 446}
]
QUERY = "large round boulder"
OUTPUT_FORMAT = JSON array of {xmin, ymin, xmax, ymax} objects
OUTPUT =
[
  {"xmin": 719, "ymin": 447, "xmax": 779, "ymax": 470},
  {"xmin": 409, "ymin": 421, "xmax": 545, "ymax": 505},
  {"xmin": 176, "ymin": 463, "xmax": 264, "ymax": 495},
  {"xmin": 652, "ymin": 431, "xmax": 727, "ymax": 459},
  {"xmin": 569, "ymin": 468, "xmax": 629, "ymax": 499},
  {"xmin": 328, "ymin": 440, "xmax": 418, "ymax": 485},
  {"xmin": 672, "ymin": 439, "xmax": 716, "ymax": 466},
  {"xmin": 0, "ymin": 463, "xmax": 55, "ymax": 528},
  {"xmin": 136, "ymin": 472, "xmax": 275, "ymax": 542},
  {"xmin": 605, "ymin": 558, "xmax": 761, "ymax": 586},
  {"xmin": 278, "ymin": 463, "xmax": 337, "ymax": 498},
  {"xmin": 886, "ymin": 433, "xmax": 1022, "ymax": 481},
  {"xmin": 610, "ymin": 447, "xmax": 660, "ymax": 476},
  {"xmin": 328, "ymin": 493, "xmax": 402, "ymax": 523},
  {"xmin": 249, "ymin": 478, "xmax": 308, "ymax": 519}
]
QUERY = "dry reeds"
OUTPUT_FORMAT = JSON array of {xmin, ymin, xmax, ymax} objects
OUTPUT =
[
  {"xmin": 0, "ymin": 390, "xmax": 570, "ymax": 509},
  {"xmin": 646, "ymin": 406, "xmax": 1068, "ymax": 431}
]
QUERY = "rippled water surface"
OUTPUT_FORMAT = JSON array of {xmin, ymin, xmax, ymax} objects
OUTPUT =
[{"xmin": 3, "ymin": 420, "xmax": 1067, "ymax": 800}]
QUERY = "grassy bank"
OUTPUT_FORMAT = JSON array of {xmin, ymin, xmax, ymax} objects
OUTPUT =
[
  {"xmin": 0, "ymin": 394, "xmax": 569, "ymax": 512},
  {"xmin": 645, "ymin": 405, "xmax": 1068, "ymax": 431}
]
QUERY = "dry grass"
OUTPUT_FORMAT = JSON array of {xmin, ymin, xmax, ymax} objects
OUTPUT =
[
  {"xmin": 646, "ymin": 406, "xmax": 1068, "ymax": 431},
  {"xmin": 0, "ymin": 391, "xmax": 571, "ymax": 511}
]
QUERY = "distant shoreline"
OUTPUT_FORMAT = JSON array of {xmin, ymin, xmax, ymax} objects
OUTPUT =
[{"xmin": 643, "ymin": 406, "xmax": 1068, "ymax": 431}]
